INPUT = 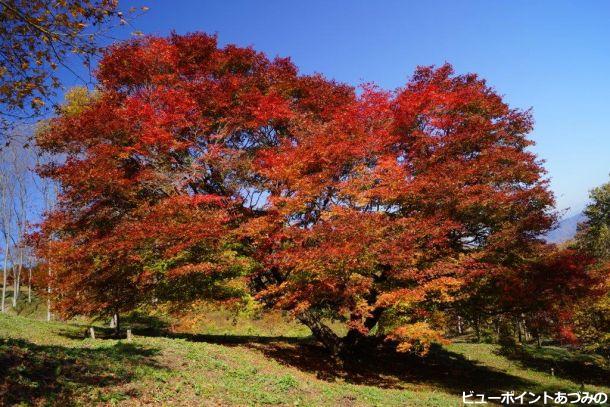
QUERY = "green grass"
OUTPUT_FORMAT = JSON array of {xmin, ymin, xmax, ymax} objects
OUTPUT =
[
  {"xmin": 0, "ymin": 314, "xmax": 456, "ymax": 406},
  {"xmin": 0, "ymin": 308, "xmax": 608, "ymax": 406},
  {"xmin": 1, "ymin": 288, "xmax": 49, "ymax": 320}
]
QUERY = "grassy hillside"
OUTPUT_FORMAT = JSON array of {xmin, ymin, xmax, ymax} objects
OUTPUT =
[
  {"xmin": 1, "ymin": 288, "xmax": 49, "ymax": 321},
  {"xmin": 1, "ymin": 310, "xmax": 608, "ymax": 406}
]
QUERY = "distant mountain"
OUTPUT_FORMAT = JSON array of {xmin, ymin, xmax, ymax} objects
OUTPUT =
[{"xmin": 545, "ymin": 212, "xmax": 586, "ymax": 243}]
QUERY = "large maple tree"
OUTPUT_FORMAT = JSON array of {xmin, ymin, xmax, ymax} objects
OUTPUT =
[{"xmin": 35, "ymin": 33, "xmax": 558, "ymax": 353}]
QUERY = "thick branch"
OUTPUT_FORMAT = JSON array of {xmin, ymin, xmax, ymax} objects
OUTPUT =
[{"xmin": 296, "ymin": 309, "xmax": 343, "ymax": 356}]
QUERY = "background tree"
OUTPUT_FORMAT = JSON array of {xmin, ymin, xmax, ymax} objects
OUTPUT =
[
  {"xmin": 0, "ymin": 163, "xmax": 13, "ymax": 312},
  {"xmin": 7, "ymin": 137, "xmax": 32, "ymax": 307},
  {"xmin": 33, "ymin": 150, "xmax": 57, "ymax": 321},
  {"xmin": 572, "ymin": 177, "xmax": 610, "ymax": 356},
  {"xmin": 577, "ymin": 178, "xmax": 610, "ymax": 259},
  {"xmin": 0, "ymin": 131, "xmax": 42, "ymax": 311},
  {"xmin": 0, "ymin": 0, "xmax": 146, "ymax": 141},
  {"xmin": 0, "ymin": 0, "xmax": 144, "ymax": 313}
]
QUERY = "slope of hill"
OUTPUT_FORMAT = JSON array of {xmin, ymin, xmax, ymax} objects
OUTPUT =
[
  {"xmin": 545, "ymin": 212, "xmax": 586, "ymax": 243},
  {"xmin": 1, "ymin": 313, "xmax": 608, "ymax": 406}
]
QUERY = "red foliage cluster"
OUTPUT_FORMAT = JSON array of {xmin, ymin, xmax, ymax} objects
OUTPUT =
[{"xmin": 34, "ymin": 33, "xmax": 584, "ymax": 353}]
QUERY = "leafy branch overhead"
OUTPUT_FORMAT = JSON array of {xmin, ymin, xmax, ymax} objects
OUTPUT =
[{"xmin": 0, "ymin": 0, "xmax": 147, "ymax": 135}]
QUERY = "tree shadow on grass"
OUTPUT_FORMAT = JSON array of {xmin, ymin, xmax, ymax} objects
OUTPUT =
[
  {"xmin": 122, "ymin": 311, "xmax": 172, "ymax": 336},
  {"xmin": 248, "ymin": 340, "xmax": 534, "ymax": 393},
  {"xmin": 497, "ymin": 345, "xmax": 610, "ymax": 387},
  {"xmin": 166, "ymin": 332, "xmax": 607, "ymax": 405},
  {"xmin": 0, "ymin": 337, "xmax": 163, "ymax": 406},
  {"xmin": 168, "ymin": 332, "xmax": 529, "ymax": 392}
]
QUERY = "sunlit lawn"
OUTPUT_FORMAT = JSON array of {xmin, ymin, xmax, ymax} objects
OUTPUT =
[{"xmin": 0, "ymin": 297, "xmax": 608, "ymax": 406}]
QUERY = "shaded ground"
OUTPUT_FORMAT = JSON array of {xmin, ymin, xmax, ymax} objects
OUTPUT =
[
  {"xmin": 169, "ymin": 333, "xmax": 532, "ymax": 393},
  {"xmin": 172, "ymin": 332, "xmax": 610, "ymax": 400},
  {"xmin": 1, "ymin": 312, "xmax": 608, "ymax": 406},
  {"xmin": 0, "ymin": 338, "xmax": 162, "ymax": 406},
  {"xmin": 499, "ymin": 344, "xmax": 609, "ymax": 387}
]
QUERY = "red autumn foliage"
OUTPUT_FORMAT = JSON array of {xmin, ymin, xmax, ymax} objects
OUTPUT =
[{"xmin": 34, "ymin": 32, "xmax": 577, "ymax": 353}]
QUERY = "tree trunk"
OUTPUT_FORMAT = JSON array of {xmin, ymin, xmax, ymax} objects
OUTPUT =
[
  {"xmin": 1, "ymin": 244, "xmax": 7, "ymax": 313},
  {"xmin": 534, "ymin": 330, "xmax": 542, "ymax": 347},
  {"xmin": 46, "ymin": 295, "xmax": 52, "ymax": 321},
  {"xmin": 46, "ymin": 264, "xmax": 52, "ymax": 322},
  {"xmin": 12, "ymin": 245, "xmax": 23, "ymax": 308},
  {"xmin": 114, "ymin": 312, "xmax": 120, "ymax": 337},
  {"xmin": 27, "ymin": 267, "xmax": 31, "ymax": 303},
  {"xmin": 110, "ymin": 312, "xmax": 121, "ymax": 336},
  {"xmin": 341, "ymin": 309, "xmax": 384, "ymax": 352},
  {"xmin": 12, "ymin": 271, "xmax": 19, "ymax": 307},
  {"xmin": 297, "ymin": 310, "xmax": 342, "ymax": 356},
  {"xmin": 474, "ymin": 316, "xmax": 481, "ymax": 342},
  {"xmin": 522, "ymin": 316, "xmax": 530, "ymax": 342},
  {"xmin": 363, "ymin": 307, "xmax": 383, "ymax": 331},
  {"xmin": 12, "ymin": 265, "xmax": 20, "ymax": 308},
  {"xmin": 342, "ymin": 327, "xmax": 370, "ymax": 353}
]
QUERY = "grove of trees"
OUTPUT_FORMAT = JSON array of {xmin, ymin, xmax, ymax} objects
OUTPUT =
[
  {"xmin": 0, "ymin": 0, "xmax": 143, "ymax": 323},
  {"xmin": 0, "ymin": 133, "xmax": 54, "ymax": 315},
  {"xmin": 572, "ymin": 181, "xmax": 610, "ymax": 356},
  {"xmin": 26, "ymin": 32, "xmax": 608, "ymax": 356}
]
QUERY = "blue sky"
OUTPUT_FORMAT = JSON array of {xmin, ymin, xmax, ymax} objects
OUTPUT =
[{"xmin": 71, "ymin": 0, "xmax": 610, "ymax": 217}]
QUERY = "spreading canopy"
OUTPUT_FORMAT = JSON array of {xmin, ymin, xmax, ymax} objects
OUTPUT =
[{"xmin": 35, "ymin": 33, "xmax": 557, "ymax": 353}]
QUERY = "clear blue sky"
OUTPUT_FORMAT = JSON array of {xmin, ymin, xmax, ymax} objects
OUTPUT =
[{"xmin": 75, "ymin": 0, "xmax": 610, "ymax": 217}]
